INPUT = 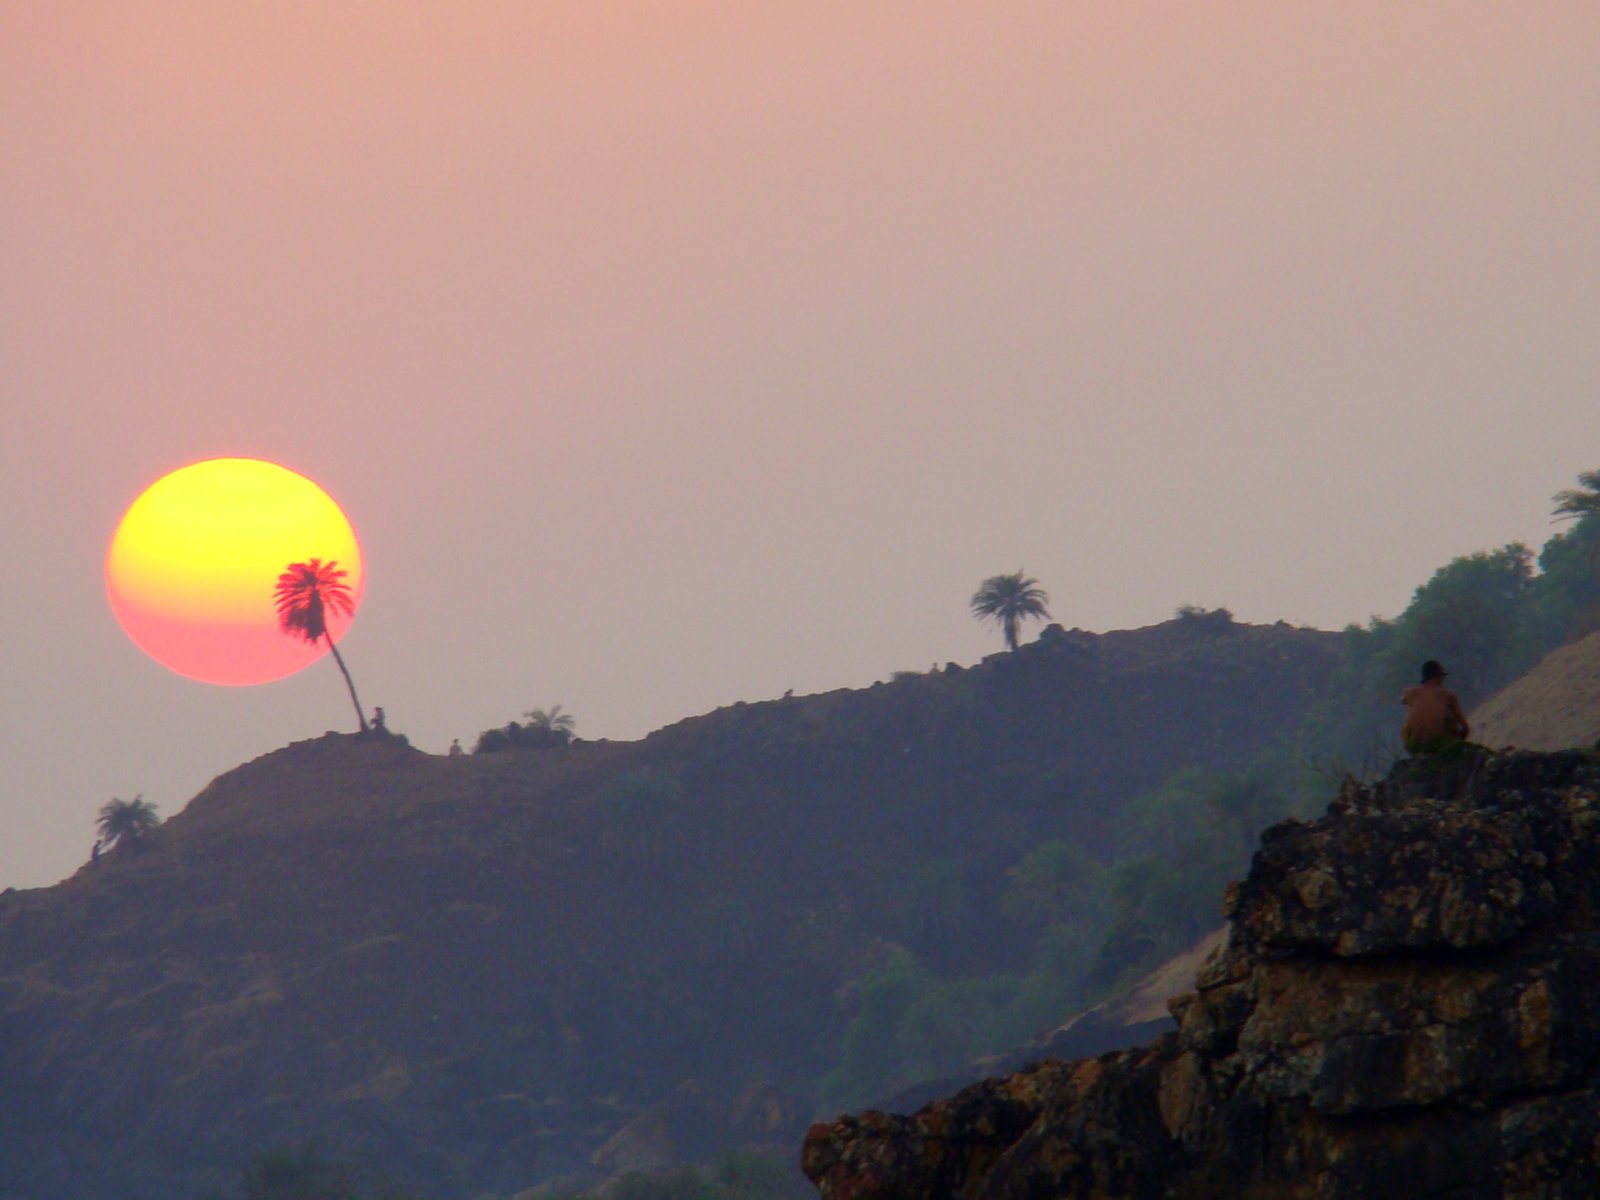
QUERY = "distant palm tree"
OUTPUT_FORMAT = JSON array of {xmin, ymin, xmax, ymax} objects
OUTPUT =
[
  {"xmin": 523, "ymin": 705, "xmax": 576, "ymax": 741},
  {"xmin": 97, "ymin": 794, "xmax": 160, "ymax": 851},
  {"xmin": 971, "ymin": 571, "xmax": 1051, "ymax": 651},
  {"xmin": 1553, "ymin": 469, "xmax": 1600, "ymax": 566},
  {"xmin": 274, "ymin": 558, "xmax": 367, "ymax": 732},
  {"xmin": 1554, "ymin": 469, "xmax": 1600, "ymax": 524}
]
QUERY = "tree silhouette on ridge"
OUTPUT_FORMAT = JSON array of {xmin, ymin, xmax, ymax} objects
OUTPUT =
[
  {"xmin": 97, "ymin": 794, "xmax": 160, "ymax": 852},
  {"xmin": 274, "ymin": 558, "xmax": 368, "ymax": 732},
  {"xmin": 971, "ymin": 571, "xmax": 1052, "ymax": 652}
]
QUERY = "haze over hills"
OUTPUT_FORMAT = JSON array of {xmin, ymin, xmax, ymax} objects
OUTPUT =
[{"xmin": 0, "ymin": 615, "xmax": 1339, "ymax": 1200}]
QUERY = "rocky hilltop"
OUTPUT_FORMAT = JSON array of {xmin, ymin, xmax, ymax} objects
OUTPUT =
[
  {"xmin": 0, "ymin": 615, "xmax": 1339, "ymax": 1200},
  {"xmin": 804, "ymin": 746, "xmax": 1600, "ymax": 1199}
]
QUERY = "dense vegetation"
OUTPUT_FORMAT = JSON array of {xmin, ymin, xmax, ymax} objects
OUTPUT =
[{"xmin": 817, "ymin": 741, "xmax": 1308, "ymax": 1109}]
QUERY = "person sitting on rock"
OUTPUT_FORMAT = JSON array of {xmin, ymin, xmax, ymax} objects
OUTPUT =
[{"xmin": 1400, "ymin": 660, "xmax": 1470, "ymax": 754}]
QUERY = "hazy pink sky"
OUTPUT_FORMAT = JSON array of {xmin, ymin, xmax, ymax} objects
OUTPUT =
[{"xmin": 4, "ymin": 3, "xmax": 1599, "ymax": 889}]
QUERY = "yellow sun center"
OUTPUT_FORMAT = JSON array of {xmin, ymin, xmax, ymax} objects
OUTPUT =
[{"xmin": 106, "ymin": 458, "xmax": 364, "ymax": 685}]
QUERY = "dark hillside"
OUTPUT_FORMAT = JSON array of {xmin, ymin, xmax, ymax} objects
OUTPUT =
[{"xmin": 0, "ymin": 615, "xmax": 1339, "ymax": 1200}]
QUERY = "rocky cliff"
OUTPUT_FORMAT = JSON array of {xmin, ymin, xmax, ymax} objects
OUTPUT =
[{"xmin": 803, "ymin": 746, "xmax": 1600, "ymax": 1199}]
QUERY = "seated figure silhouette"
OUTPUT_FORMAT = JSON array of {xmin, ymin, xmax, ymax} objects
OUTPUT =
[{"xmin": 1400, "ymin": 660, "xmax": 1470, "ymax": 755}]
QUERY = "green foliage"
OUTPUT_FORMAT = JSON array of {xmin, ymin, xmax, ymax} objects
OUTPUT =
[
  {"xmin": 1006, "ymin": 920, "xmax": 1097, "ymax": 1034},
  {"xmin": 1520, "ymin": 518, "xmax": 1600, "ymax": 653},
  {"xmin": 821, "ymin": 949, "xmax": 935, "ymax": 1108},
  {"xmin": 999, "ymin": 840, "xmax": 1104, "ymax": 931},
  {"xmin": 1390, "ymin": 545, "xmax": 1535, "ymax": 702},
  {"xmin": 821, "ymin": 943, "xmax": 1077, "ymax": 1109},
  {"xmin": 818, "ymin": 764, "xmax": 1302, "ymax": 1109},
  {"xmin": 894, "ymin": 974, "xmax": 1027, "ymax": 1080},
  {"xmin": 1080, "ymin": 763, "xmax": 1303, "ymax": 994}
]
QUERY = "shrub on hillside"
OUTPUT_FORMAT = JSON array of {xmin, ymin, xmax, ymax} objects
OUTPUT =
[{"xmin": 473, "ymin": 720, "xmax": 572, "ymax": 754}]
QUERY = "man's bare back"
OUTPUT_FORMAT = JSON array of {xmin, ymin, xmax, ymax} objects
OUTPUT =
[{"xmin": 1401, "ymin": 662, "xmax": 1469, "ymax": 754}]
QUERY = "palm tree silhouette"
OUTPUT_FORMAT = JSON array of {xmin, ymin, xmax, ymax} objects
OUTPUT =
[
  {"xmin": 1553, "ymin": 469, "xmax": 1600, "ymax": 568},
  {"xmin": 1553, "ymin": 469, "xmax": 1600, "ymax": 524},
  {"xmin": 970, "ymin": 571, "xmax": 1051, "ymax": 652},
  {"xmin": 274, "ymin": 558, "xmax": 368, "ymax": 732},
  {"xmin": 97, "ymin": 794, "xmax": 161, "ymax": 852},
  {"xmin": 522, "ymin": 705, "xmax": 576, "ymax": 743}
]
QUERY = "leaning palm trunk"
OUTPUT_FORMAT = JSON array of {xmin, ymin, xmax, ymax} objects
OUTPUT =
[
  {"xmin": 275, "ymin": 559, "xmax": 369, "ymax": 735},
  {"xmin": 325, "ymin": 633, "xmax": 368, "ymax": 732}
]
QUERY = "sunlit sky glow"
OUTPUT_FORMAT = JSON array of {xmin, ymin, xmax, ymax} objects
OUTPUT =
[
  {"xmin": 106, "ymin": 458, "xmax": 362, "ymax": 684},
  {"xmin": 3, "ymin": 3, "xmax": 1599, "ymax": 888}
]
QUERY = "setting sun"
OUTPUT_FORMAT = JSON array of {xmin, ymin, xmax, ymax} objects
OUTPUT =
[{"xmin": 106, "ymin": 458, "xmax": 363, "ymax": 685}]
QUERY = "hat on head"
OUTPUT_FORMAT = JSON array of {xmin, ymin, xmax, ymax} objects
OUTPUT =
[{"xmin": 1421, "ymin": 660, "xmax": 1447, "ymax": 681}]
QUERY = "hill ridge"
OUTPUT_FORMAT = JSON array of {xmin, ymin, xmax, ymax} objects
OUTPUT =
[{"xmin": 0, "ymin": 614, "xmax": 1339, "ymax": 1199}]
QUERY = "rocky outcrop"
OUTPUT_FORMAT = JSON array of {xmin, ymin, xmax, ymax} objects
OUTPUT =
[{"xmin": 803, "ymin": 748, "xmax": 1600, "ymax": 1199}]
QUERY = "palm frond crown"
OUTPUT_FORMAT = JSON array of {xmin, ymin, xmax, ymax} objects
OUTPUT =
[
  {"xmin": 274, "ymin": 558, "xmax": 355, "ymax": 643},
  {"xmin": 1553, "ymin": 469, "xmax": 1600, "ymax": 523},
  {"xmin": 523, "ymin": 705, "xmax": 576, "ymax": 735},
  {"xmin": 97, "ymin": 795, "xmax": 161, "ymax": 849},
  {"xmin": 971, "ymin": 571, "xmax": 1052, "ymax": 651},
  {"xmin": 273, "ymin": 558, "xmax": 367, "ymax": 732}
]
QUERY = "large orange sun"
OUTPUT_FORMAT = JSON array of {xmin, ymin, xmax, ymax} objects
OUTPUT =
[{"xmin": 106, "ymin": 458, "xmax": 364, "ymax": 686}]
